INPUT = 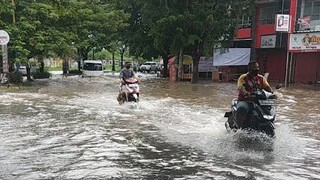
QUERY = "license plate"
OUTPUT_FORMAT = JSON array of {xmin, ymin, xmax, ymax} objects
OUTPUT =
[
  {"xmin": 128, "ymin": 84, "xmax": 138, "ymax": 88},
  {"xmin": 133, "ymin": 94, "xmax": 138, "ymax": 99},
  {"xmin": 258, "ymin": 100, "xmax": 274, "ymax": 106}
]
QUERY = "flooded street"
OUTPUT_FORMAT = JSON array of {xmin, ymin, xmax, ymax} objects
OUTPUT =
[{"xmin": 0, "ymin": 74, "xmax": 319, "ymax": 180}]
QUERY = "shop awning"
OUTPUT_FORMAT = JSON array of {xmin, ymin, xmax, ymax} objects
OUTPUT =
[
  {"xmin": 182, "ymin": 55, "xmax": 192, "ymax": 65},
  {"xmin": 213, "ymin": 48, "xmax": 250, "ymax": 66},
  {"xmin": 168, "ymin": 55, "xmax": 193, "ymax": 65}
]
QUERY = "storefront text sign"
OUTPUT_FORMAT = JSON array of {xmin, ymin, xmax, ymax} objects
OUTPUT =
[{"xmin": 289, "ymin": 32, "xmax": 320, "ymax": 52}]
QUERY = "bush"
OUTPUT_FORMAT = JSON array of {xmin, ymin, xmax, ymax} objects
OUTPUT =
[
  {"xmin": 8, "ymin": 72, "xmax": 23, "ymax": 84},
  {"xmin": 69, "ymin": 69, "xmax": 81, "ymax": 75},
  {"xmin": 33, "ymin": 71, "xmax": 51, "ymax": 79}
]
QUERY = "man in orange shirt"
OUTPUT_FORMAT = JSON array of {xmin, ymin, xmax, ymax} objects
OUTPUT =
[{"xmin": 235, "ymin": 61, "xmax": 273, "ymax": 128}]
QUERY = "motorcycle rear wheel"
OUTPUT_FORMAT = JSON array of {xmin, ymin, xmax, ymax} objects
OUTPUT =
[{"xmin": 227, "ymin": 116, "xmax": 236, "ymax": 129}]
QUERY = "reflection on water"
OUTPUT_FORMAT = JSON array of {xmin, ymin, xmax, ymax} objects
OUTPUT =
[{"xmin": 0, "ymin": 75, "xmax": 319, "ymax": 179}]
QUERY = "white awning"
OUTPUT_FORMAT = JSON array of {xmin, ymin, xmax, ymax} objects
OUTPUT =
[{"xmin": 213, "ymin": 48, "xmax": 251, "ymax": 66}]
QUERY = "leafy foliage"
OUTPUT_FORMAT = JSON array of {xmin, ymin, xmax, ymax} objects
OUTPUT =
[
  {"xmin": 117, "ymin": 0, "xmax": 254, "ymax": 82},
  {"xmin": 1, "ymin": 0, "xmax": 129, "ymax": 75},
  {"xmin": 1, "ymin": 0, "xmax": 254, "ymax": 82},
  {"xmin": 8, "ymin": 71, "xmax": 23, "ymax": 84},
  {"xmin": 32, "ymin": 71, "xmax": 51, "ymax": 79}
]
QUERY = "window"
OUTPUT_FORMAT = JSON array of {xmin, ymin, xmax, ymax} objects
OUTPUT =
[
  {"xmin": 84, "ymin": 63, "xmax": 102, "ymax": 71},
  {"xmin": 238, "ymin": 14, "xmax": 252, "ymax": 29},
  {"xmin": 303, "ymin": 0, "xmax": 320, "ymax": 20},
  {"xmin": 297, "ymin": 0, "xmax": 320, "ymax": 31},
  {"xmin": 259, "ymin": 3, "xmax": 280, "ymax": 25}
]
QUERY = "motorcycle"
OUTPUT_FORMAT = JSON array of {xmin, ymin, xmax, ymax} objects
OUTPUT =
[
  {"xmin": 224, "ymin": 84, "xmax": 282, "ymax": 137},
  {"xmin": 117, "ymin": 78, "xmax": 140, "ymax": 104}
]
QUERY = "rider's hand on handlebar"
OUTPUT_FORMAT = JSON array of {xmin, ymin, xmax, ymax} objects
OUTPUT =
[
  {"xmin": 269, "ymin": 94, "xmax": 278, "ymax": 99},
  {"xmin": 243, "ymin": 91, "xmax": 250, "ymax": 98}
]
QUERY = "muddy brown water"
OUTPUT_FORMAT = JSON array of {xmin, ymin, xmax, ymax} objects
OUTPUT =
[{"xmin": 0, "ymin": 74, "xmax": 319, "ymax": 179}]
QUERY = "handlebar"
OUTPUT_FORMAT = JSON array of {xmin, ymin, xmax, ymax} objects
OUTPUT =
[
  {"xmin": 249, "ymin": 89, "xmax": 277, "ymax": 100},
  {"xmin": 122, "ymin": 78, "xmax": 140, "ymax": 84}
]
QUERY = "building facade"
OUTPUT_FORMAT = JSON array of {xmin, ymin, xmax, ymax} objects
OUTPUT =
[{"xmin": 235, "ymin": 0, "xmax": 320, "ymax": 85}]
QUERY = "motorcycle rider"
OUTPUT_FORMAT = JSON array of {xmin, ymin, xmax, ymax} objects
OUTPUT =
[
  {"xmin": 117, "ymin": 61, "xmax": 139, "ymax": 102},
  {"xmin": 234, "ymin": 61, "xmax": 274, "ymax": 129},
  {"xmin": 119, "ymin": 61, "xmax": 135, "ymax": 81}
]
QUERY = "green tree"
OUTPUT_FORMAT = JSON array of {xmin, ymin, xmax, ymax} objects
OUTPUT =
[
  {"xmin": 1, "ymin": 0, "xmax": 129, "ymax": 77},
  {"xmin": 117, "ymin": 0, "xmax": 254, "ymax": 82}
]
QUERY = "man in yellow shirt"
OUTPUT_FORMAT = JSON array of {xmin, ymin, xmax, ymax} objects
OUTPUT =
[{"xmin": 235, "ymin": 61, "xmax": 273, "ymax": 128}]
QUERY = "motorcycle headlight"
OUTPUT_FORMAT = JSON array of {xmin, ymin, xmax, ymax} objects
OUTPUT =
[{"xmin": 263, "ymin": 115, "xmax": 275, "ymax": 120}]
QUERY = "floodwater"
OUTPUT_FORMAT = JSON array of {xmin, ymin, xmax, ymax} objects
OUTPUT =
[{"xmin": 0, "ymin": 73, "xmax": 319, "ymax": 180}]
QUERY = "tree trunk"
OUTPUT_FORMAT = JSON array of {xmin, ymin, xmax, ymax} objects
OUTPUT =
[
  {"xmin": 177, "ymin": 49, "xmax": 183, "ymax": 81},
  {"xmin": 38, "ymin": 55, "xmax": 44, "ymax": 73},
  {"xmin": 191, "ymin": 56, "xmax": 200, "ymax": 83},
  {"xmin": 112, "ymin": 52, "xmax": 115, "ymax": 71},
  {"xmin": 62, "ymin": 59, "xmax": 68, "ymax": 76},
  {"xmin": 191, "ymin": 44, "xmax": 203, "ymax": 83},
  {"xmin": 26, "ymin": 63, "xmax": 32, "ymax": 81},
  {"xmin": 162, "ymin": 55, "xmax": 169, "ymax": 78},
  {"xmin": 78, "ymin": 61, "xmax": 81, "ymax": 71},
  {"xmin": 77, "ymin": 48, "xmax": 82, "ymax": 71},
  {"xmin": 79, "ymin": 48, "xmax": 88, "ymax": 61}
]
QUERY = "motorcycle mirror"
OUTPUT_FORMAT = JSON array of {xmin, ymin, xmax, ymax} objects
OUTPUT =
[{"xmin": 275, "ymin": 83, "xmax": 283, "ymax": 89}]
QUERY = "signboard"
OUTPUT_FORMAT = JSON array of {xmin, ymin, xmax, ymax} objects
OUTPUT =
[
  {"xmin": 298, "ymin": 16, "xmax": 311, "ymax": 30},
  {"xmin": 213, "ymin": 48, "xmax": 250, "ymax": 66},
  {"xmin": 0, "ymin": 30, "xmax": 10, "ymax": 45},
  {"xmin": 289, "ymin": 32, "xmax": 320, "ymax": 52},
  {"xmin": 199, "ymin": 57, "xmax": 214, "ymax": 72},
  {"xmin": 261, "ymin": 35, "xmax": 276, "ymax": 48},
  {"xmin": 276, "ymin": 14, "xmax": 290, "ymax": 32}
]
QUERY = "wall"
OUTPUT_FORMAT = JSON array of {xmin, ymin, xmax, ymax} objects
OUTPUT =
[
  {"xmin": 257, "ymin": 49, "xmax": 287, "ymax": 82},
  {"xmin": 236, "ymin": 29, "xmax": 251, "ymax": 39},
  {"xmin": 234, "ymin": 6, "xmax": 277, "ymax": 48}
]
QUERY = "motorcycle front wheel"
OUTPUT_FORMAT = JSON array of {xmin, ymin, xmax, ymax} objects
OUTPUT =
[
  {"xmin": 128, "ymin": 94, "xmax": 139, "ymax": 102},
  {"xmin": 261, "ymin": 124, "xmax": 275, "ymax": 138},
  {"xmin": 117, "ymin": 94, "xmax": 125, "ymax": 104}
]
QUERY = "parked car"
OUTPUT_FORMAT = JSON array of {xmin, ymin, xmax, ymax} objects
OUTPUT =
[
  {"xmin": 18, "ymin": 65, "xmax": 36, "ymax": 75},
  {"xmin": 82, "ymin": 60, "xmax": 104, "ymax": 77},
  {"xmin": 139, "ymin": 61, "xmax": 159, "ymax": 73}
]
